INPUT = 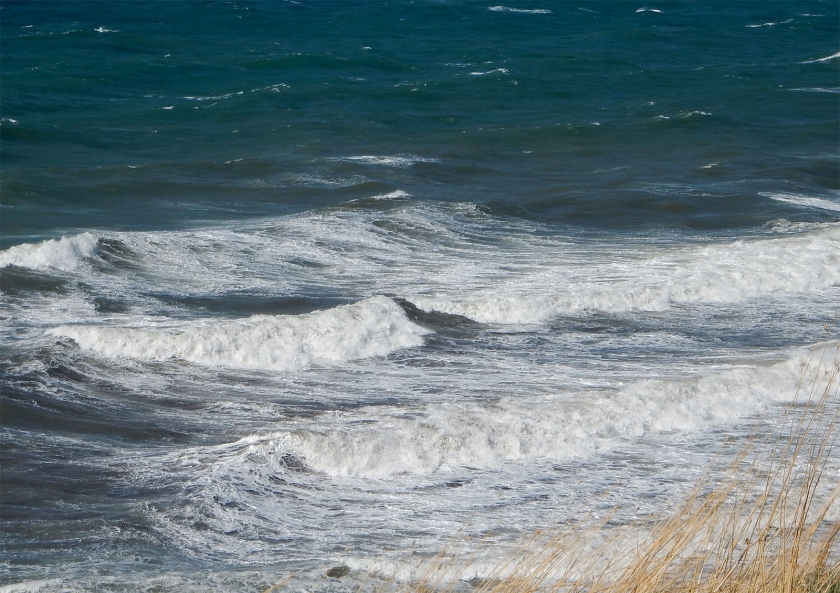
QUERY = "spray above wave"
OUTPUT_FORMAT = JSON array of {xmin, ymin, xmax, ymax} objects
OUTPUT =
[
  {"xmin": 0, "ymin": 233, "xmax": 99, "ymax": 271},
  {"xmin": 49, "ymin": 296, "xmax": 429, "ymax": 371},
  {"xmin": 411, "ymin": 224, "xmax": 840, "ymax": 324}
]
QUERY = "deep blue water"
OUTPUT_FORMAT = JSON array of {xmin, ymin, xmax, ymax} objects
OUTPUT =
[
  {"xmin": 3, "ymin": 0, "xmax": 838, "ymax": 241},
  {"xmin": 1, "ymin": 2, "xmax": 838, "ymax": 591}
]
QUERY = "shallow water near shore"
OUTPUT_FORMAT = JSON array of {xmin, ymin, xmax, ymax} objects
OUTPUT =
[{"xmin": 1, "ymin": 1, "xmax": 839, "ymax": 591}]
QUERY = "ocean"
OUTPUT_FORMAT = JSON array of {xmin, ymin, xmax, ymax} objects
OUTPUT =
[{"xmin": 1, "ymin": 1, "xmax": 838, "ymax": 591}]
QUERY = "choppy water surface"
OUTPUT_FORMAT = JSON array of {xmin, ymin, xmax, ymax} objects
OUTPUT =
[{"xmin": 1, "ymin": 2, "xmax": 838, "ymax": 591}]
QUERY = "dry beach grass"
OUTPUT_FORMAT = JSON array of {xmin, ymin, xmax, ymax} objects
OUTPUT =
[
  {"xmin": 262, "ymin": 323, "xmax": 840, "ymax": 593},
  {"xmin": 402, "ymin": 325, "xmax": 840, "ymax": 593}
]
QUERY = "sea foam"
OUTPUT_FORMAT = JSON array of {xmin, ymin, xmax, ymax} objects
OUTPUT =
[
  {"xmin": 488, "ymin": 6, "xmax": 552, "ymax": 14},
  {"xmin": 331, "ymin": 155, "xmax": 440, "ymax": 168},
  {"xmin": 234, "ymin": 345, "xmax": 831, "ymax": 478},
  {"xmin": 802, "ymin": 50, "xmax": 840, "ymax": 63},
  {"xmin": 765, "ymin": 191, "xmax": 840, "ymax": 213},
  {"xmin": 411, "ymin": 225, "xmax": 840, "ymax": 324},
  {"xmin": 0, "ymin": 233, "xmax": 99, "ymax": 271},
  {"xmin": 50, "ymin": 296, "xmax": 428, "ymax": 371}
]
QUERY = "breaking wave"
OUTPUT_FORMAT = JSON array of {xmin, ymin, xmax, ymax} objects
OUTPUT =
[
  {"xmin": 0, "ymin": 233, "xmax": 99, "ymax": 271},
  {"xmin": 50, "ymin": 296, "xmax": 428, "ymax": 371},
  {"xmin": 411, "ymin": 225, "xmax": 840, "ymax": 324},
  {"xmin": 203, "ymin": 345, "xmax": 833, "ymax": 479}
]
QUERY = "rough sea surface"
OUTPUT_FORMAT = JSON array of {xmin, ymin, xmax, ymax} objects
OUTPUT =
[{"xmin": 1, "ymin": 2, "xmax": 838, "ymax": 591}]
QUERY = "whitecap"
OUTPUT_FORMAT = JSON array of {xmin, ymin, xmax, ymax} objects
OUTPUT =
[
  {"xmin": 332, "ymin": 155, "xmax": 439, "ymax": 167},
  {"xmin": 346, "ymin": 189, "xmax": 411, "ymax": 203},
  {"xmin": 287, "ymin": 173, "xmax": 365, "ymax": 188},
  {"xmin": 250, "ymin": 83, "xmax": 289, "ymax": 93},
  {"xmin": 183, "ymin": 92, "xmax": 242, "ymax": 101},
  {"xmin": 747, "ymin": 19, "xmax": 793, "ymax": 28},
  {"xmin": 802, "ymin": 50, "xmax": 840, "ymax": 63},
  {"xmin": 635, "ymin": 7, "xmax": 662, "ymax": 13},
  {"xmin": 469, "ymin": 68, "xmax": 509, "ymax": 76},
  {"xmin": 50, "ymin": 296, "xmax": 429, "ymax": 372},
  {"xmin": 488, "ymin": 6, "xmax": 552, "ymax": 14},
  {"xmin": 252, "ymin": 345, "xmax": 833, "ymax": 477},
  {"xmin": 0, "ymin": 233, "xmax": 100, "ymax": 271},
  {"xmin": 410, "ymin": 224, "xmax": 840, "ymax": 324},
  {"xmin": 764, "ymin": 192, "xmax": 840, "ymax": 213},
  {"xmin": 789, "ymin": 87, "xmax": 840, "ymax": 93}
]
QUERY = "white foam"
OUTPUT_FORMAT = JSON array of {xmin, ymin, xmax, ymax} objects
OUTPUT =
[
  {"xmin": 789, "ymin": 87, "xmax": 840, "ymax": 93},
  {"xmin": 469, "ymin": 68, "xmax": 510, "ymax": 76},
  {"xmin": 765, "ymin": 192, "xmax": 840, "ymax": 213},
  {"xmin": 802, "ymin": 50, "xmax": 840, "ymax": 63},
  {"xmin": 250, "ymin": 83, "xmax": 289, "ymax": 93},
  {"xmin": 288, "ymin": 173, "xmax": 365, "ymax": 187},
  {"xmin": 346, "ymin": 189, "xmax": 411, "ymax": 203},
  {"xmin": 747, "ymin": 19, "xmax": 792, "ymax": 28},
  {"xmin": 49, "ymin": 296, "xmax": 428, "ymax": 371},
  {"xmin": 635, "ymin": 7, "xmax": 662, "ymax": 13},
  {"xmin": 488, "ymin": 6, "xmax": 552, "ymax": 14},
  {"xmin": 94, "ymin": 27, "xmax": 118, "ymax": 33},
  {"xmin": 242, "ymin": 346, "xmax": 833, "ymax": 478},
  {"xmin": 183, "ymin": 92, "xmax": 243, "ymax": 101},
  {"xmin": 411, "ymin": 224, "xmax": 840, "ymax": 324},
  {"xmin": 332, "ymin": 155, "xmax": 439, "ymax": 167},
  {"xmin": 0, "ymin": 233, "xmax": 99, "ymax": 271}
]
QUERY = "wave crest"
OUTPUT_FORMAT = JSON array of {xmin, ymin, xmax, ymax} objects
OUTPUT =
[
  {"xmin": 0, "ymin": 233, "xmax": 99, "ymax": 271},
  {"xmin": 50, "ymin": 296, "xmax": 428, "ymax": 371},
  {"xmin": 231, "ymin": 346, "xmax": 829, "ymax": 478}
]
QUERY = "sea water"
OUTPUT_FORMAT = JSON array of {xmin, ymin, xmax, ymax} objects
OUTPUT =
[{"xmin": 1, "ymin": 1, "xmax": 838, "ymax": 591}]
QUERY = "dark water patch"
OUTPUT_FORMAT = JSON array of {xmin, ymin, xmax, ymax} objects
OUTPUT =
[
  {"xmin": 485, "ymin": 188, "xmax": 778, "ymax": 230},
  {"xmin": 93, "ymin": 296, "xmax": 133, "ymax": 314},
  {"xmin": 146, "ymin": 293, "xmax": 352, "ymax": 318},
  {"xmin": 94, "ymin": 237, "xmax": 141, "ymax": 270},
  {"xmin": 0, "ymin": 380, "xmax": 194, "ymax": 444},
  {"xmin": 279, "ymin": 453, "xmax": 310, "ymax": 473},
  {"xmin": 45, "ymin": 362, "xmax": 87, "ymax": 383},
  {"xmin": 285, "ymin": 257, "xmax": 331, "ymax": 269},
  {"xmin": 335, "ymin": 193, "xmax": 412, "ymax": 211},
  {"xmin": 0, "ymin": 265, "xmax": 69, "ymax": 296},
  {"xmin": 242, "ymin": 51, "xmax": 418, "ymax": 75},
  {"xmin": 396, "ymin": 298, "xmax": 479, "ymax": 333}
]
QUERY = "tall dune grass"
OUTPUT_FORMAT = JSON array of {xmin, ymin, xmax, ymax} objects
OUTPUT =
[
  {"xmin": 260, "ymin": 325, "xmax": 839, "ymax": 593},
  {"xmin": 403, "ymin": 327, "xmax": 840, "ymax": 593}
]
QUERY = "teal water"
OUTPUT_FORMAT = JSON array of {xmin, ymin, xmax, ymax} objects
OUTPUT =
[
  {"xmin": 1, "ymin": 2, "xmax": 839, "ymax": 592},
  {"xmin": 3, "ymin": 1, "xmax": 837, "ymax": 242}
]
